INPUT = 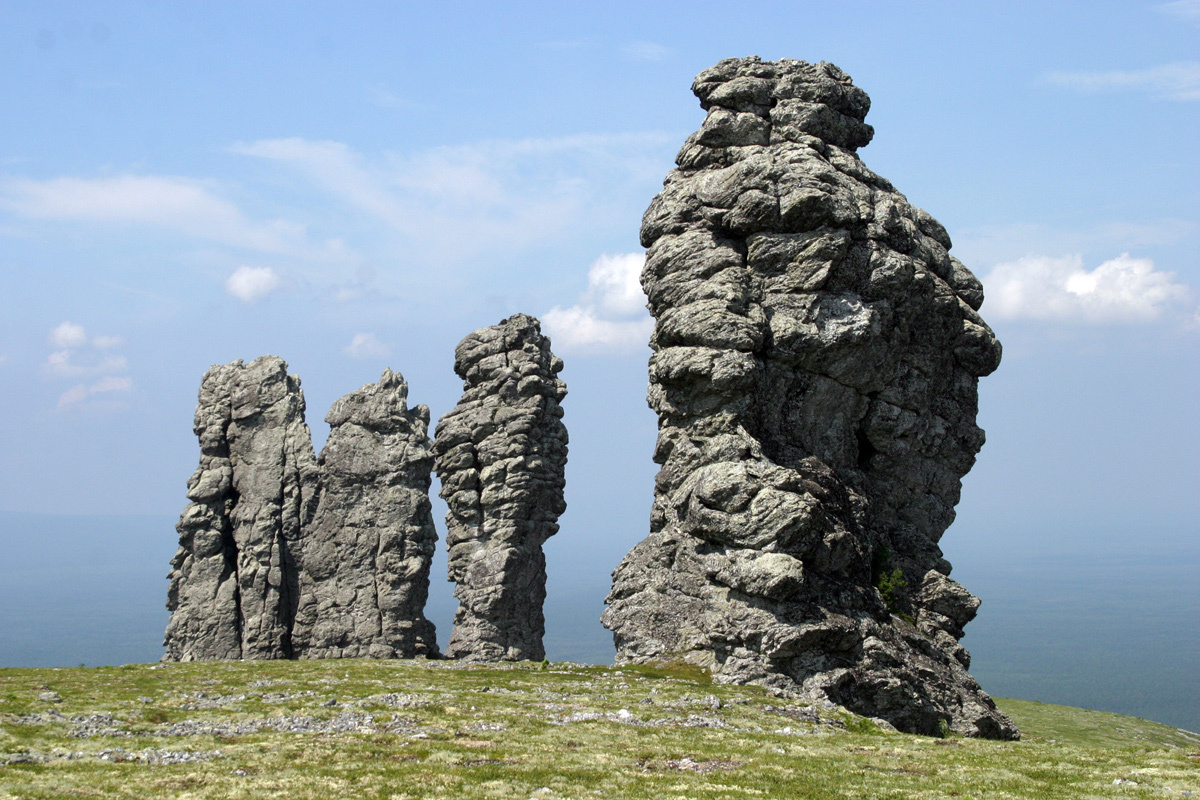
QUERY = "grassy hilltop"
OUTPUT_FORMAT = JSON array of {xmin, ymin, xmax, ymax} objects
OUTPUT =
[{"xmin": 1, "ymin": 659, "xmax": 1197, "ymax": 799}]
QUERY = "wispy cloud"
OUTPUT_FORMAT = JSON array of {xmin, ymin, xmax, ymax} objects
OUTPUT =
[
  {"xmin": 225, "ymin": 265, "xmax": 283, "ymax": 303},
  {"xmin": 982, "ymin": 253, "xmax": 1193, "ymax": 323},
  {"xmin": 543, "ymin": 252, "xmax": 652, "ymax": 353},
  {"xmin": 0, "ymin": 175, "xmax": 310, "ymax": 253},
  {"xmin": 58, "ymin": 375, "xmax": 133, "ymax": 409},
  {"xmin": 1046, "ymin": 61, "xmax": 1200, "ymax": 101},
  {"xmin": 1157, "ymin": 0, "xmax": 1200, "ymax": 25},
  {"xmin": 622, "ymin": 41, "xmax": 673, "ymax": 62},
  {"xmin": 231, "ymin": 133, "xmax": 674, "ymax": 267},
  {"xmin": 344, "ymin": 332, "xmax": 389, "ymax": 359}
]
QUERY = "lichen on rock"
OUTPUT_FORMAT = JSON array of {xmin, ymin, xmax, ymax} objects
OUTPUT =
[
  {"xmin": 601, "ymin": 57, "xmax": 1017, "ymax": 739},
  {"xmin": 434, "ymin": 314, "xmax": 568, "ymax": 662}
]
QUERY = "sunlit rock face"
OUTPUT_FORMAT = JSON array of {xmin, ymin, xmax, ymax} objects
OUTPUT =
[
  {"xmin": 164, "ymin": 358, "xmax": 439, "ymax": 662},
  {"xmin": 164, "ymin": 356, "xmax": 319, "ymax": 661},
  {"xmin": 291, "ymin": 369, "xmax": 440, "ymax": 660},
  {"xmin": 434, "ymin": 314, "xmax": 568, "ymax": 662},
  {"xmin": 602, "ymin": 57, "xmax": 1017, "ymax": 739}
]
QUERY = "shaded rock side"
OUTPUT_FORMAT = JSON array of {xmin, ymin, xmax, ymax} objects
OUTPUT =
[
  {"xmin": 601, "ymin": 57, "xmax": 1017, "ymax": 739},
  {"xmin": 164, "ymin": 356, "xmax": 319, "ymax": 661},
  {"xmin": 433, "ymin": 314, "xmax": 568, "ymax": 662},
  {"xmin": 290, "ymin": 369, "xmax": 440, "ymax": 659}
]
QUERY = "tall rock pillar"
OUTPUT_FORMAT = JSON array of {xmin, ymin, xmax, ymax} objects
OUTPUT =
[
  {"xmin": 601, "ymin": 57, "xmax": 1017, "ymax": 739},
  {"xmin": 434, "ymin": 314, "xmax": 568, "ymax": 662},
  {"xmin": 164, "ymin": 356, "xmax": 319, "ymax": 661},
  {"xmin": 290, "ymin": 369, "xmax": 440, "ymax": 659}
]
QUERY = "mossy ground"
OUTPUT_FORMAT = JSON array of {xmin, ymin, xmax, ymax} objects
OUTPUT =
[{"xmin": 1, "ymin": 659, "xmax": 1196, "ymax": 799}]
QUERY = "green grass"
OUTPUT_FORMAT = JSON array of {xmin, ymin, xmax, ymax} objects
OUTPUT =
[{"xmin": 1, "ymin": 659, "xmax": 1196, "ymax": 799}]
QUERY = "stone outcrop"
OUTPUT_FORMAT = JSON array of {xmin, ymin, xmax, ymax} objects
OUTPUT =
[
  {"xmin": 434, "ymin": 314, "xmax": 568, "ymax": 662},
  {"xmin": 165, "ymin": 356, "xmax": 319, "ymax": 661},
  {"xmin": 601, "ymin": 57, "xmax": 1017, "ymax": 739},
  {"xmin": 164, "ymin": 358, "xmax": 439, "ymax": 661},
  {"xmin": 291, "ymin": 369, "xmax": 440, "ymax": 659}
]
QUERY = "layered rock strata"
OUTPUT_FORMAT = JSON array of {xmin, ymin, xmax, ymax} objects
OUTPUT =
[
  {"xmin": 291, "ymin": 369, "xmax": 440, "ymax": 659},
  {"xmin": 601, "ymin": 57, "xmax": 1017, "ymax": 739},
  {"xmin": 164, "ymin": 358, "xmax": 439, "ymax": 661},
  {"xmin": 434, "ymin": 314, "xmax": 568, "ymax": 662}
]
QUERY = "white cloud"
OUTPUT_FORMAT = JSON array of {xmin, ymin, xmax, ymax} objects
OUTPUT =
[
  {"xmin": 622, "ymin": 41, "xmax": 673, "ymax": 61},
  {"xmin": 1157, "ymin": 0, "xmax": 1200, "ymax": 25},
  {"xmin": 44, "ymin": 349, "xmax": 128, "ymax": 378},
  {"xmin": 225, "ymin": 266, "xmax": 282, "ymax": 302},
  {"xmin": 42, "ymin": 323, "xmax": 133, "ymax": 408},
  {"xmin": 91, "ymin": 334, "xmax": 125, "ymax": 349},
  {"xmin": 982, "ymin": 253, "xmax": 1192, "ymax": 323},
  {"xmin": 1046, "ymin": 61, "xmax": 1200, "ymax": 101},
  {"xmin": 58, "ymin": 375, "xmax": 133, "ymax": 409},
  {"xmin": 344, "ymin": 332, "xmax": 390, "ymax": 359},
  {"xmin": 231, "ymin": 133, "xmax": 675, "ymax": 267},
  {"xmin": 49, "ymin": 321, "xmax": 87, "ymax": 348},
  {"xmin": 543, "ymin": 252, "xmax": 653, "ymax": 352},
  {"xmin": 0, "ymin": 175, "xmax": 308, "ymax": 253}
]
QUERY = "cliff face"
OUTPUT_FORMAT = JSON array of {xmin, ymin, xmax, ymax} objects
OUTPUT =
[
  {"xmin": 433, "ymin": 314, "xmax": 568, "ymax": 662},
  {"xmin": 164, "ymin": 360, "xmax": 438, "ymax": 662},
  {"xmin": 602, "ymin": 57, "xmax": 1017, "ymax": 739}
]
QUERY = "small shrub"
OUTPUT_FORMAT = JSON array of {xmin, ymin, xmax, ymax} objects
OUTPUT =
[{"xmin": 876, "ymin": 567, "xmax": 908, "ymax": 615}]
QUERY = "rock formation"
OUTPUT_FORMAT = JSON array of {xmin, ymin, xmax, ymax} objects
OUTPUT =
[
  {"xmin": 601, "ymin": 57, "xmax": 1017, "ymax": 739},
  {"xmin": 290, "ymin": 369, "xmax": 440, "ymax": 659},
  {"xmin": 434, "ymin": 314, "xmax": 568, "ymax": 662},
  {"xmin": 165, "ymin": 356, "xmax": 319, "ymax": 661},
  {"xmin": 164, "ymin": 358, "xmax": 439, "ymax": 661}
]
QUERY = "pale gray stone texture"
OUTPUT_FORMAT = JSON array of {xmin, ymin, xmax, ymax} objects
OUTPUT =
[{"xmin": 602, "ymin": 57, "xmax": 1017, "ymax": 739}]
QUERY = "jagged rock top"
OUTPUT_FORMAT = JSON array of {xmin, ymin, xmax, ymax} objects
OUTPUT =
[{"xmin": 434, "ymin": 314, "xmax": 568, "ymax": 662}]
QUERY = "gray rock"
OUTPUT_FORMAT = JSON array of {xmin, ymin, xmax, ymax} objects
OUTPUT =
[
  {"xmin": 164, "ymin": 356, "xmax": 319, "ymax": 661},
  {"xmin": 433, "ymin": 314, "xmax": 568, "ymax": 662},
  {"xmin": 602, "ymin": 57, "xmax": 1018, "ymax": 740},
  {"xmin": 291, "ymin": 369, "xmax": 440, "ymax": 659},
  {"xmin": 164, "ymin": 359, "xmax": 439, "ymax": 662}
]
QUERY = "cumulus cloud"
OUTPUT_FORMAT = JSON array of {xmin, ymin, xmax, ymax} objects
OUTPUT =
[
  {"xmin": 41, "ymin": 322, "xmax": 133, "ymax": 408},
  {"xmin": 49, "ymin": 321, "xmax": 87, "ymax": 348},
  {"xmin": 543, "ymin": 253, "xmax": 653, "ymax": 352},
  {"xmin": 225, "ymin": 266, "xmax": 282, "ymax": 302},
  {"xmin": 1046, "ymin": 61, "xmax": 1200, "ymax": 101},
  {"xmin": 344, "ymin": 332, "xmax": 390, "ymax": 359},
  {"xmin": 982, "ymin": 253, "xmax": 1192, "ymax": 323}
]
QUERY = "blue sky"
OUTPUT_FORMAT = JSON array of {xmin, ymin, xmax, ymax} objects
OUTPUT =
[{"xmin": 0, "ymin": 0, "xmax": 1196, "ymax": 635}]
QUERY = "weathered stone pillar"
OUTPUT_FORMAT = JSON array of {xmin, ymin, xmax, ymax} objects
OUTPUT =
[
  {"xmin": 434, "ymin": 314, "xmax": 568, "ymax": 662},
  {"xmin": 601, "ymin": 57, "xmax": 1017, "ymax": 739}
]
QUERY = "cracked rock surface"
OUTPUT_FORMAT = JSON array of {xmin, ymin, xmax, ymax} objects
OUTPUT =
[
  {"xmin": 164, "ymin": 358, "xmax": 438, "ymax": 661},
  {"xmin": 601, "ymin": 57, "xmax": 1017, "ymax": 739},
  {"xmin": 291, "ymin": 369, "xmax": 440, "ymax": 659},
  {"xmin": 434, "ymin": 314, "xmax": 568, "ymax": 662},
  {"xmin": 165, "ymin": 356, "xmax": 319, "ymax": 661}
]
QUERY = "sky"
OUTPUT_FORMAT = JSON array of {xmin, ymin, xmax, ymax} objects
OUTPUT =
[{"xmin": 0, "ymin": 1, "xmax": 1197, "ymax": 716}]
